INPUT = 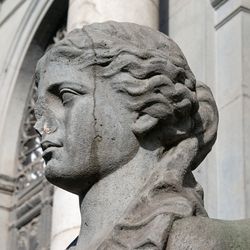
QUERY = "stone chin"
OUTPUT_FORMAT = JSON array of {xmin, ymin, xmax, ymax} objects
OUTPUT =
[
  {"xmin": 43, "ymin": 157, "xmax": 116, "ymax": 195},
  {"xmin": 43, "ymin": 161, "xmax": 88, "ymax": 194}
]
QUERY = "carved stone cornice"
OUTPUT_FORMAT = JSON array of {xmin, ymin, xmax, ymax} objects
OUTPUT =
[{"xmin": 211, "ymin": 0, "xmax": 229, "ymax": 9}]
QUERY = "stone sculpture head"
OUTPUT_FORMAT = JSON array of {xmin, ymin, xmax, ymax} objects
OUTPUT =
[{"xmin": 34, "ymin": 21, "xmax": 218, "ymax": 196}]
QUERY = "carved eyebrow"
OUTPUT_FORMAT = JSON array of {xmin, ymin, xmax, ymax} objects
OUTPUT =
[{"xmin": 47, "ymin": 81, "xmax": 90, "ymax": 94}]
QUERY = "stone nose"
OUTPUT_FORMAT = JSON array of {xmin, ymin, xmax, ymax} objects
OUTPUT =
[{"xmin": 34, "ymin": 116, "xmax": 58, "ymax": 136}]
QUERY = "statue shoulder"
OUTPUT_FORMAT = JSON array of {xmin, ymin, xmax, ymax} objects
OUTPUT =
[{"xmin": 166, "ymin": 216, "xmax": 250, "ymax": 250}]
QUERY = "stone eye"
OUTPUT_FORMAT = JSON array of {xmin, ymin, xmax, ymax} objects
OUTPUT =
[{"xmin": 60, "ymin": 88, "xmax": 79, "ymax": 105}]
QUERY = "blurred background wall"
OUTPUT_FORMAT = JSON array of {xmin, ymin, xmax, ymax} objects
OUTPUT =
[{"xmin": 0, "ymin": 0, "xmax": 250, "ymax": 249}]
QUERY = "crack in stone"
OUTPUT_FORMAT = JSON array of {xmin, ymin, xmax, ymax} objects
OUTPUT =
[{"xmin": 82, "ymin": 27, "xmax": 100, "ymax": 177}]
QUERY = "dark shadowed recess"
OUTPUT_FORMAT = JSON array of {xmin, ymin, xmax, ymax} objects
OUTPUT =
[
  {"xmin": 159, "ymin": 0, "xmax": 169, "ymax": 35},
  {"xmin": 33, "ymin": 0, "xmax": 69, "ymax": 50}
]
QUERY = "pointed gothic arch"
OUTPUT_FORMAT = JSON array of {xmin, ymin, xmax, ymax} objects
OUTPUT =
[{"xmin": 0, "ymin": 1, "xmax": 68, "ymax": 249}]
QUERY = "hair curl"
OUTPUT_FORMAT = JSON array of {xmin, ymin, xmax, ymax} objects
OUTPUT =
[{"xmin": 37, "ymin": 21, "xmax": 201, "ymax": 149}]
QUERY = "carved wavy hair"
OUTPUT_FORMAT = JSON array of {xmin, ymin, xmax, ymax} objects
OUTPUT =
[{"xmin": 37, "ymin": 21, "xmax": 217, "ymax": 171}]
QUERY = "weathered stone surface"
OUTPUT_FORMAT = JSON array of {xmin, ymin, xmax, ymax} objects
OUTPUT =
[
  {"xmin": 34, "ymin": 21, "xmax": 250, "ymax": 249},
  {"xmin": 168, "ymin": 217, "xmax": 250, "ymax": 249}
]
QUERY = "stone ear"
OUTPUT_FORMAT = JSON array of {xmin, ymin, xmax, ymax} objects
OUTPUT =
[
  {"xmin": 131, "ymin": 114, "xmax": 158, "ymax": 135},
  {"xmin": 191, "ymin": 81, "xmax": 219, "ymax": 170}
]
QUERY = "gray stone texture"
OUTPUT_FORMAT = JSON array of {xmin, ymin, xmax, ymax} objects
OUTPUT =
[
  {"xmin": 34, "ymin": 21, "xmax": 250, "ymax": 249},
  {"xmin": 1, "ymin": 0, "xmax": 250, "ymax": 249},
  {"xmin": 168, "ymin": 0, "xmax": 250, "ymax": 221}
]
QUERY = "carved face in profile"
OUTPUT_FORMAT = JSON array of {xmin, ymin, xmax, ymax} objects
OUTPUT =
[
  {"xmin": 34, "ymin": 22, "xmax": 209, "ymax": 195},
  {"xmin": 35, "ymin": 61, "xmax": 141, "ymax": 194}
]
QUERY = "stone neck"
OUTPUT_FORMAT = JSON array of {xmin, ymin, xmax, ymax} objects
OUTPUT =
[{"xmin": 76, "ymin": 147, "xmax": 159, "ymax": 250}]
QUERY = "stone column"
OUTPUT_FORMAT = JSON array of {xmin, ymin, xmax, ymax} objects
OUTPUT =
[
  {"xmin": 50, "ymin": 189, "xmax": 81, "ymax": 250},
  {"xmin": 50, "ymin": 1, "xmax": 159, "ymax": 249},
  {"xmin": 211, "ymin": 0, "xmax": 250, "ymax": 219},
  {"xmin": 67, "ymin": 0, "xmax": 159, "ymax": 31}
]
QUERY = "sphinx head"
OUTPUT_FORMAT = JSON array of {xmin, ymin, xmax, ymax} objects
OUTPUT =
[{"xmin": 34, "ymin": 21, "xmax": 218, "ymax": 195}]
